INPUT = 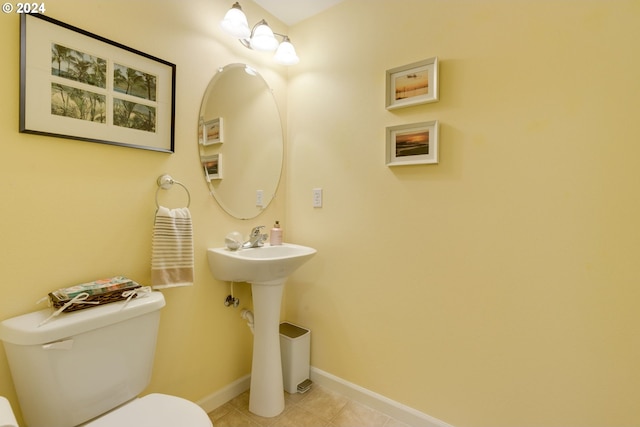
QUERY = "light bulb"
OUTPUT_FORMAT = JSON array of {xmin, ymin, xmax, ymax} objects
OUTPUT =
[
  {"xmin": 250, "ymin": 20, "xmax": 279, "ymax": 52},
  {"xmin": 274, "ymin": 39, "xmax": 299, "ymax": 65},
  {"xmin": 220, "ymin": 3, "xmax": 250, "ymax": 39}
]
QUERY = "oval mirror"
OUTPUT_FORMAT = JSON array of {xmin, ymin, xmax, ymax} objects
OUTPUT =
[{"xmin": 198, "ymin": 64, "xmax": 283, "ymax": 219}]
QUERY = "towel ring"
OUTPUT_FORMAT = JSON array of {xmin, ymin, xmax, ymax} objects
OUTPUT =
[{"xmin": 155, "ymin": 174, "xmax": 191, "ymax": 208}]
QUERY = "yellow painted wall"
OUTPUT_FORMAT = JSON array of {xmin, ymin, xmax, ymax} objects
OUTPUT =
[
  {"xmin": 0, "ymin": 0, "xmax": 288, "ymax": 424},
  {"xmin": 285, "ymin": 0, "xmax": 640, "ymax": 426},
  {"xmin": 2, "ymin": 1, "xmax": 639, "ymax": 426}
]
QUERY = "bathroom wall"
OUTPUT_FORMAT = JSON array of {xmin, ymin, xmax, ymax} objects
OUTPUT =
[
  {"xmin": 285, "ymin": 1, "xmax": 640, "ymax": 426},
  {"xmin": 0, "ymin": 0, "xmax": 288, "ymax": 424},
  {"xmin": 3, "ymin": 1, "xmax": 639, "ymax": 426}
]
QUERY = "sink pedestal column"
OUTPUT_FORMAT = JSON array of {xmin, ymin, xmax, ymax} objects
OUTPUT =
[{"xmin": 249, "ymin": 279, "xmax": 285, "ymax": 418}]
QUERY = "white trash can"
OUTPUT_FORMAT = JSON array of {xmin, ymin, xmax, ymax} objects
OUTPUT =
[{"xmin": 279, "ymin": 322, "xmax": 311, "ymax": 394}]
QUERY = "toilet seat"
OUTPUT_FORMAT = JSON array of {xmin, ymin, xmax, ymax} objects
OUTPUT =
[{"xmin": 82, "ymin": 393, "xmax": 212, "ymax": 427}]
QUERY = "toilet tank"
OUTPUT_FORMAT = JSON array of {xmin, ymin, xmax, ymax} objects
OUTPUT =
[{"xmin": 0, "ymin": 291, "xmax": 166, "ymax": 427}]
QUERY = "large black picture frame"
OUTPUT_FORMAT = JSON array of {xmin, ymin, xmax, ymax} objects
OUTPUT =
[{"xmin": 20, "ymin": 13, "xmax": 176, "ymax": 153}]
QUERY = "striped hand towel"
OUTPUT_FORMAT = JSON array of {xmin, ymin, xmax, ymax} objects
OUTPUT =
[{"xmin": 151, "ymin": 206, "xmax": 194, "ymax": 288}]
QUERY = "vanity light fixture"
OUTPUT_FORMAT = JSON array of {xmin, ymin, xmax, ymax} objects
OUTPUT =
[{"xmin": 220, "ymin": 2, "xmax": 300, "ymax": 65}]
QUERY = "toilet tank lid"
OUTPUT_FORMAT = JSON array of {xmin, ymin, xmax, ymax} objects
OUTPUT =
[{"xmin": 0, "ymin": 291, "xmax": 165, "ymax": 346}]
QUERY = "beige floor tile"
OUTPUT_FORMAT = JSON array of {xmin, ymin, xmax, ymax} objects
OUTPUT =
[
  {"xmin": 284, "ymin": 389, "xmax": 309, "ymax": 405},
  {"xmin": 208, "ymin": 385, "xmax": 407, "ymax": 427},
  {"xmin": 299, "ymin": 386, "xmax": 349, "ymax": 421},
  {"xmin": 208, "ymin": 402, "xmax": 235, "ymax": 423},
  {"xmin": 229, "ymin": 391, "xmax": 278, "ymax": 426},
  {"xmin": 331, "ymin": 400, "xmax": 390, "ymax": 427},
  {"xmin": 270, "ymin": 405, "xmax": 332, "ymax": 427},
  {"xmin": 384, "ymin": 418, "xmax": 411, "ymax": 427},
  {"xmin": 228, "ymin": 391, "xmax": 250, "ymax": 410},
  {"xmin": 213, "ymin": 407, "xmax": 262, "ymax": 427}
]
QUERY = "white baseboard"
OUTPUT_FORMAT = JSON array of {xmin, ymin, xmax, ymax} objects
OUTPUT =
[
  {"xmin": 310, "ymin": 367, "xmax": 455, "ymax": 427},
  {"xmin": 196, "ymin": 368, "xmax": 454, "ymax": 427},
  {"xmin": 196, "ymin": 374, "xmax": 250, "ymax": 413}
]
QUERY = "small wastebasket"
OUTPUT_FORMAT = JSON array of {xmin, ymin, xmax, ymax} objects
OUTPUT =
[{"xmin": 279, "ymin": 322, "xmax": 311, "ymax": 394}]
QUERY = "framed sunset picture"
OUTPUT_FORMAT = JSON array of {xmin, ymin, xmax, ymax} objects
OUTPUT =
[
  {"xmin": 386, "ymin": 121, "xmax": 439, "ymax": 166},
  {"xmin": 385, "ymin": 57, "xmax": 439, "ymax": 110}
]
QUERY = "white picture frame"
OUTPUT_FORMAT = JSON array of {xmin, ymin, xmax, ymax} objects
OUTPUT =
[
  {"xmin": 385, "ymin": 57, "xmax": 439, "ymax": 110},
  {"xmin": 386, "ymin": 121, "xmax": 439, "ymax": 166},
  {"xmin": 202, "ymin": 117, "xmax": 223, "ymax": 145},
  {"xmin": 202, "ymin": 153, "xmax": 222, "ymax": 180}
]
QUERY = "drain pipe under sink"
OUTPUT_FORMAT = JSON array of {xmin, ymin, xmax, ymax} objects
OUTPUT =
[{"xmin": 241, "ymin": 309, "xmax": 255, "ymax": 334}]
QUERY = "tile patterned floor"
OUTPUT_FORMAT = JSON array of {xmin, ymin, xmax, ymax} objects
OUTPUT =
[{"xmin": 208, "ymin": 385, "xmax": 410, "ymax": 427}]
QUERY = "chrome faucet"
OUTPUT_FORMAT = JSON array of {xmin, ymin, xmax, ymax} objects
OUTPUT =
[{"xmin": 243, "ymin": 226, "xmax": 268, "ymax": 248}]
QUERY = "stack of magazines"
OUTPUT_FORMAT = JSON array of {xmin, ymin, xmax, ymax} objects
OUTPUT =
[{"xmin": 49, "ymin": 276, "xmax": 142, "ymax": 312}]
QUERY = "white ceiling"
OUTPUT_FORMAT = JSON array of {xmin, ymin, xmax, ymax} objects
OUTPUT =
[{"xmin": 253, "ymin": 0, "xmax": 345, "ymax": 26}]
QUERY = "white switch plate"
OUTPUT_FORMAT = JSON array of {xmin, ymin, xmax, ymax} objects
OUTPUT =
[
  {"xmin": 256, "ymin": 190, "xmax": 264, "ymax": 207},
  {"xmin": 312, "ymin": 188, "xmax": 323, "ymax": 208}
]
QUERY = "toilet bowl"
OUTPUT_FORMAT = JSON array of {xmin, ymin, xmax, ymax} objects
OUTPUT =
[
  {"xmin": 0, "ymin": 292, "xmax": 212, "ymax": 427},
  {"xmin": 0, "ymin": 396, "xmax": 18, "ymax": 427},
  {"xmin": 82, "ymin": 393, "xmax": 211, "ymax": 427}
]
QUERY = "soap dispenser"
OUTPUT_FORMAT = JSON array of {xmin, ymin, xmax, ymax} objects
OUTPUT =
[{"xmin": 270, "ymin": 221, "xmax": 282, "ymax": 245}]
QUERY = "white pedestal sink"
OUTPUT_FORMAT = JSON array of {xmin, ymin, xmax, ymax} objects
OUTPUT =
[{"xmin": 207, "ymin": 243, "xmax": 316, "ymax": 417}]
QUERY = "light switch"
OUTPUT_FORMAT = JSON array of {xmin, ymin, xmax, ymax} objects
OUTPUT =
[
  {"xmin": 312, "ymin": 188, "xmax": 323, "ymax": 208},
  {"xmin": 256, "ymin": 190, "xmax": 264, "ymax": 207}
]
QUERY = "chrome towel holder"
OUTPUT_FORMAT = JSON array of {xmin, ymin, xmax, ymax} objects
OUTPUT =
[{"xmin": 155, "ymin": 174, "xmax": 191, "ymax": 208}]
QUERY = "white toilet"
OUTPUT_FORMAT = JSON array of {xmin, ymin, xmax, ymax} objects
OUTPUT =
[
  {"xmin": 0, "ymin": 396, "xmax": 19, "ymax": 427},
  {"xmin": 0, "ymin": 292, "xmax": 212, "ymax": 427}
]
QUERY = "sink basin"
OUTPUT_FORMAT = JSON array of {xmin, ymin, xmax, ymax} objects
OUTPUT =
[
  {"xmin": 207, "ymin": 243, "xmax": 316, "ymax": 284},
  {"xmin": 206, "ymin": 242, "xmax": 317, "ymax": 418}
]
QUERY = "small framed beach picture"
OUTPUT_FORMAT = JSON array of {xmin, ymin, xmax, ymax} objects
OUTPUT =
[
  {"xmin": 202, "ymin": 117, "xmax": 223, "ymax": 145},
  {"xmin": 386, "ymin": 121, "xmax": 439, "ymax": 166},
  {"xmin": 385, "ymin": 57, "xmax": 438, "ymax": 110},
  {"xmin": 202, "ymin": 153, "xmax": 222, "ymax": 180}
]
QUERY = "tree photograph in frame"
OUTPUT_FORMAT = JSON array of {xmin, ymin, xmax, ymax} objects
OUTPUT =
[
  {"xmin": 386, "ymin": 121, "xmax": 439, "ymax": 166},
  {"xmin": 20, "ymin": 14, "xmax": 176, "ymax": 153},
  {"xmin": 386, "ymin": 57, "xmax": 439, "ymax": 110}
]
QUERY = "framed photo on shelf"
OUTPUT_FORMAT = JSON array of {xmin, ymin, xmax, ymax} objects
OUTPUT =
[
  {"xmin": 20, "ymin": 14, "xmax": 176, "ymax": 153},
  {"xmin": 386, "ymin": 121, "xmax": 439, "ymax": 166},
  {"xmin": 202, "ymin": 154, "xmax": 222, "ymax": 180},
  {"xmin": 202, "ymin": 117, "xmax": 223, "ymax": 145},
  {"xmin": 385, "ymin": 57, "xmax": 438, "ymax": 110}
]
